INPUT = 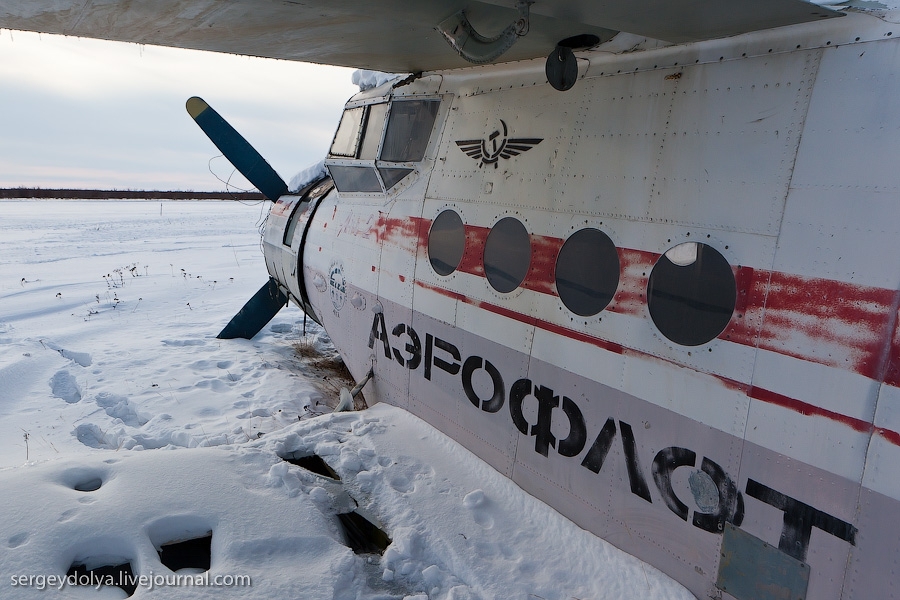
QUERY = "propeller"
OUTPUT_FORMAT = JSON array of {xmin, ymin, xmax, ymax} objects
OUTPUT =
[
  {"xmin": 216, "ymin": 277, "xmax": 288, "ymax": 340},
  {"xmin": 186, "ymin": 96, "xmax": 290, "ymax": 339},
  {"xmin": 186, "ymin": 96, "xmax": 288, "ymax": 201}
]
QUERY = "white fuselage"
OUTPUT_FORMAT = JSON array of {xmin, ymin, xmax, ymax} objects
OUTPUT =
[{"xmin": 265, "ymin": 11, "xmax": 900, "ymax": 599}]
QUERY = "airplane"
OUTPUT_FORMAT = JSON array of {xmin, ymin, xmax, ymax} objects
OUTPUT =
[{"xmin": 3, "ymin": 1, "xmax": 900, "ymax": 598}]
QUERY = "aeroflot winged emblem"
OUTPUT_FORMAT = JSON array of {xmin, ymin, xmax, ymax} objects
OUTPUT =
[{"xmin": 455, "ymin": 120, "xmax": 542, "ymax": 169}]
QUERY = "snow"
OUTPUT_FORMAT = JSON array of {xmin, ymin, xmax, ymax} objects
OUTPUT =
[
  {"xmin": 351, "ymin": 70, "xmax": 402, "ymax": 91},
  {"xmin": 0, "ymin": 199, "xmax": 694, "ymax": 599},
  {"xmin": 289, "ymin": 159, "xmax": 327, "ymax": 193},
  {"xmin": 813, "ymin": 0, "xmax": 900, "ymax": 10}
]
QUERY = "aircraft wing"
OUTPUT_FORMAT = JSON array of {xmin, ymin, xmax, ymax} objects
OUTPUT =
[{"xmin": 0, "ymin": 0, "xmax": 841, "ymax": 72}]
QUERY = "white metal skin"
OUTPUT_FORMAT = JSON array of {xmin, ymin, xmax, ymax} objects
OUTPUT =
[{"xmin": 263, "ymin": 11, "xmax": 900, "ymax": 600}]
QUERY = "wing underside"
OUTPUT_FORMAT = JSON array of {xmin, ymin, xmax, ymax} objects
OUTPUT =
[{"xmin": 0, "ymin": 0, "xmax": 840, "ymax": 73}]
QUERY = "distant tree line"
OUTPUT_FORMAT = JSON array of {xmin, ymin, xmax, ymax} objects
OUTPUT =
[{"xmin": 0, "ymin": 187, "xmax": 267, "ymax": 201}]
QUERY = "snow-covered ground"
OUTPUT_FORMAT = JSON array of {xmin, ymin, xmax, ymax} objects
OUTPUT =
[{"xmin": 0, "ymin": 200, "xmax": 694, "ymax": 599}]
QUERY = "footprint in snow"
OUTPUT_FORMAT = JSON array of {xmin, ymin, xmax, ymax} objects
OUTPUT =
[
  {"xmin": 49, "ymin": 370, "xmax": 81, "ymax": 403},
  {"xmin": 388, "ymin": 475, "xmax": 414, "ymax": 494},
  {"xmin": 73, "ymin": 423, "xmax": 119, "ymax": 450},
  {"xmin": 161, "ymin": 339, "xmax": 205, "ymax": 347},
  {"xmin": 464, "ymin": 489, "xmax": 495, "ymax": 529},
  {"xmin": 59, "ymin": 348, "xmax": 92, "ymax": 367},
  {"xmin": 237, "ymin": 408, "xmax": 272, "ymax": 419},
  {"xmin": 95, "ymin": 392, "xmax": 147, "ymax": 427},
  {"xmin": 195, "ymin": 379, "xmax": 231, "ymax": 392},
  {"xmin": 43, "ymin": 341, "xmax": 92, "ymax": 367},
  {"xmin": 57, "ymin": 508, "xmax": 78, "ymax": 523}
]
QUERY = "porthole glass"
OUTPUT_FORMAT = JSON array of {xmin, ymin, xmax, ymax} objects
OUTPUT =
[
  {"xmin": 484, "ymin": 217, "xmax": 531, "ymax": 293},
  {"xmin": 555, "ymin": 228, "xmax": 619, "ymax": 316},
  {"xmin": 647, "ymin": 242, "xmax": 735, "ymax": 346},
  {"xmin": 428, "ymin": 210, "xmax": 465, "ymax": 276}
]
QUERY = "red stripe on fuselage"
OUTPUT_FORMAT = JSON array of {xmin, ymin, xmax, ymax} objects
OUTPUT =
[
  {"xmin": 415, "ymin": 279, "xmax": 900, "ymax": 446},
  {"xmin": 885, "ymin": 314, "xmax": 900, "ymax": 388},
  {"xmin": 746, "ymin": 385, "xmax": 874, "ymax": 435},
  {"xmin": 375, "ymin": 216, "xmax": 900, "ymax": 388},
  {"xmin": 372, "ymin": 212, "xmax": 423, "ymax": 247},
  {"xmin": 607, "ymin": 248, "xmax": 657, "ymax": 316},
  {"xmin": 416, "ymin": 280, "xmax": 626, "ymax": 355},
  {"xmin": 755, "ymin": 274, "xmax": 898, "ymax": 382},
  {"xmin": 457, "ymin": 225, "xmax": 487, "ymax": 277},
  {"xmin": 451, "ymin": 224, "xmax": 565, "ymax": 295},
  {"xmin": 523, "ymin": 233, "xmax": 560, "ymax": 296}
]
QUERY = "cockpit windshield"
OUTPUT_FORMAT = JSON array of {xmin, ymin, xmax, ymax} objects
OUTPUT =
[
  {"xmin": 327, "ymin": 98, "xmax": 440, "ymax": 193},
  {"xmin": 380, "ymin": 100, "xmax": 440, "ymax": 162},
  {"xmin": 329, "ymin": 106, "xmax": 365, "ymax": 158},
  {"xmin": 359, "ymin": 103, "xmax": 388, "ymax": 160}
]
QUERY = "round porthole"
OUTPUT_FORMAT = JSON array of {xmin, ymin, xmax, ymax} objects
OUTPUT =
[
  {"xmin": 484, "ymin": 217, "xmax": 531, "ymax": 293},
  {"xmin": 428, "ymin": 210, "xmax": 466, "ymax": 276},
  {"xmin": 555, "ymin": 228, "xmax": 619, "ymax": 316},
  {"xmin": 647, "ymin": 242, "xmax": 735, "ymax": 346}
]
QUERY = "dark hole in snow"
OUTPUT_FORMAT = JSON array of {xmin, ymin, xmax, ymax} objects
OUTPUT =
[
  {"xmin": 337, "ymin": 511, "xmax": 391, "ymax": 555},
  {"xmin": 281, "ymin": 453, "xmax": 341, "ymax": 481},
  {"xmin": 158, "ymin": 532, "xmax": 212, "ymax": 572},
  {"xmin": 73, "ymin": 478, "xmax": 103, "ymax": 492},
  {"xmin": 66, "ymin": 561, "xmax": 136, "ymax": 596}
]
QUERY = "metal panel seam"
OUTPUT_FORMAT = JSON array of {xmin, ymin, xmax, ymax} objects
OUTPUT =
[{"xmin": 847, "ymin": 290, "xmax": 900, "ymax": 598}]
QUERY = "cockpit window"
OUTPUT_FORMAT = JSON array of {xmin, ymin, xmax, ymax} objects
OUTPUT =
[
  {"xmin": 328, "ymin": 165, "xmax": 382, "ymax": 193},
  {"xmin": 327, "ymin": 98, "xmax": 440, "ymax": 193},
  {"xmin": 359, "ymin": 103, "xmax": 388, "ymax": 160},
  {"xmin": 380, "ymin": 100, "xmax": 440, "ymax": 162},
  {"xmin": 283, "ymin": 200, "xmax": 305, "ymax": 246},
  {"xmin": 329, "ymin": 106, "xmax": 365, "ymax": 158},
  {"xmin": 378, "ymin": 167, "xmax": 414, "ymax": 189}
]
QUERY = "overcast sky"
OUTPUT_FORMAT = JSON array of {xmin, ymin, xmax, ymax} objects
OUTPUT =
[{"xmin": 0, "ymin": 30, "xmax": 358, "ymax": 191}]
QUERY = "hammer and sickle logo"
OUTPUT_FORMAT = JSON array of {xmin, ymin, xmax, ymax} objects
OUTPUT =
[{"xmin": 455, "ymin": 120, "xmax": 542, "ymax": 168}]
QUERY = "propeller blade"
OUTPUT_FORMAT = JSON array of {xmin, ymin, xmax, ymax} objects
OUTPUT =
[
  {"xmin": 217, "ymin": 278, "xmax": 288, "ymax": 340},
  {"xmin": 186, "ymin": 96, "xmax": 288, "ymax": 201}
]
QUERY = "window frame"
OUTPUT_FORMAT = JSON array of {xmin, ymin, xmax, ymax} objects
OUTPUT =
[
  {"xmin": 325, "ymin": 95, "xmax": 443, "ymax": 195},
  {"xmin": 328, "ymin": 105, "xmax": 367, "ymax": 159},
  {"xmin": 379, "ymin": 99, "xmax": 442, "ymax": 164},
  {"xmin": 647, "ymin": 242, "xmax": 736, "ymax": 347},
  {"xmin": 555, "ymin": 227, "xmax": 620, "ymax": 317},
  {"xmin": 483, "ymin": 216, "xmax": 532, "ymax": 294}
]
